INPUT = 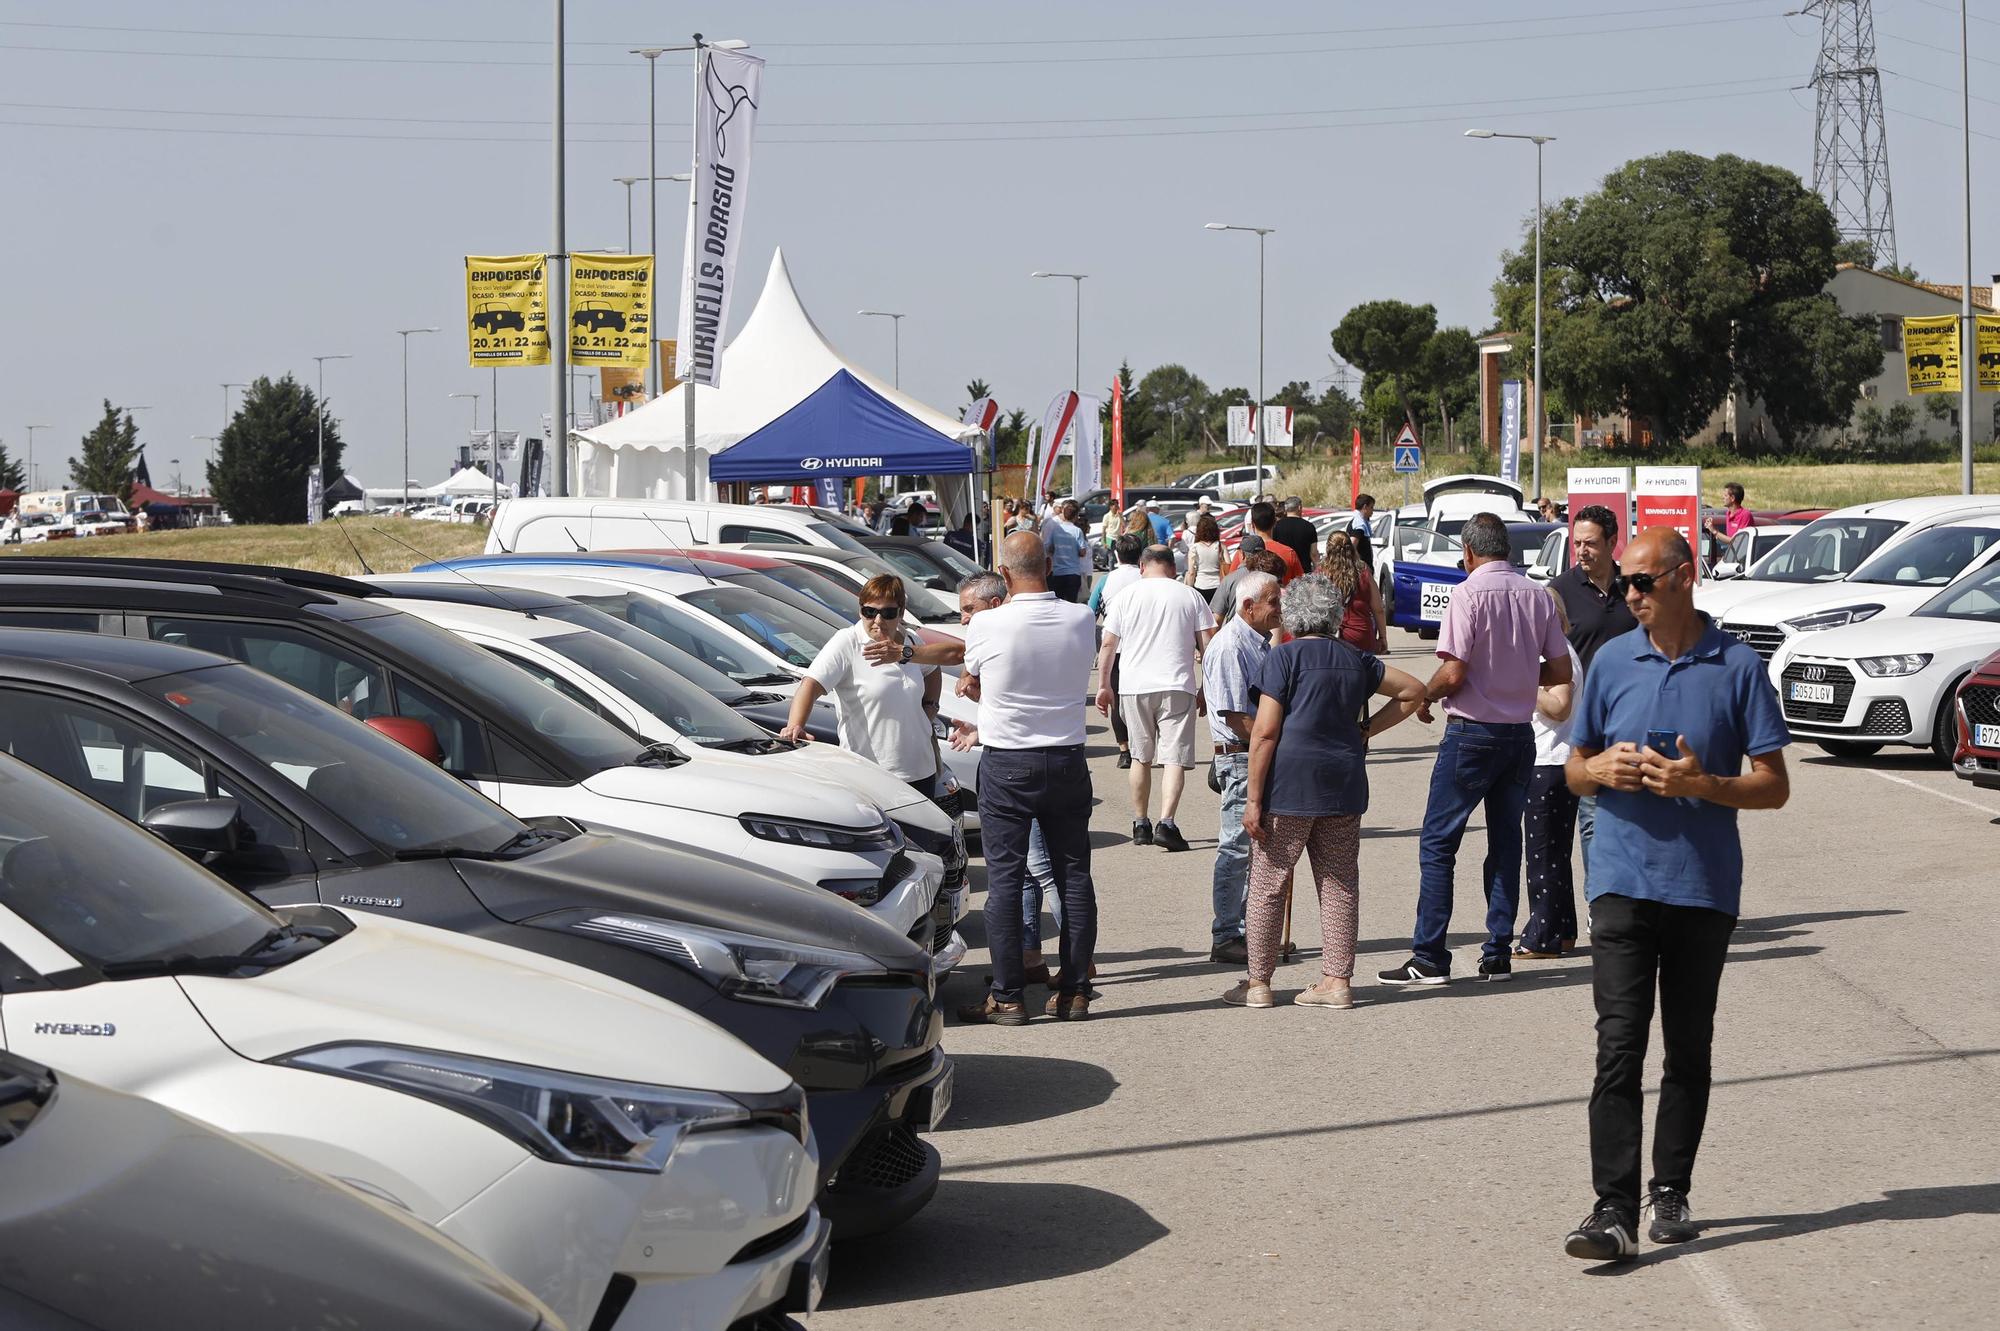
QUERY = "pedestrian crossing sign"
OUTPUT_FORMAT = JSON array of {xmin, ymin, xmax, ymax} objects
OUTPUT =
[{"xmin": 1392, "ymin": 440, "xmax": 1422, "ymax": 473}]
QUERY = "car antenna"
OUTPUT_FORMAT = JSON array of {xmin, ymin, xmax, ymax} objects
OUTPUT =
[
  {"xmin": 638, "ymin": 511, "xmax": 718, "ymax": 588},
  {"xmin": 330, "ymin": 514, "xmax": 376, "ymax": 576},
  {"xmin": 562, "ymin": 524, "xmax": 586, "ymax": 552},
  {"xmin": 361, "ymin": 522, "xmax": 539, "ymax": 621}
]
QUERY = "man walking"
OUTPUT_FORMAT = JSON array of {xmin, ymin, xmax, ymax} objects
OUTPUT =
[
  {"xmin": 1381, "ymin": 513, "xmax": 1572, "ymax": 986},
  {"xmin": 1560, "ymin": 527, "xmax": 1789, "ymax": 1261},
  {"xmin": 1552, "ymin": 504, "xmax": 1639, "ymax": 874},
  {"xmin": 958, "ymin": 532, "xmax": 1100, "ymax": 1024},
  {"xmin": 1098, "ymin": 544, "xmax": 1216, "ymax": 852},
  {"xmin": 1245, "ymin": 502, "xmax": 1302, "ymax": 582},
  {"xmin": 1272, "ymin": 497, "xmax": 1320, "ymax": 575},
  {"xmin": 1041, "ymin": 499, "xmax": 1088, "ymax": 603},
  {"xmin": 1089, "ymin": 532, "xmax": 1147, "ymax": 769},
  {"xmin": 1202, "ymin": 571, "xmax": 1280, "ymax": 963}
]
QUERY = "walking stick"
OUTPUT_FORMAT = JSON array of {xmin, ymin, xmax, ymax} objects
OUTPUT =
[{"xmin": 1278, "ymin": 868, "xmax": 1297, "ymax": 962}]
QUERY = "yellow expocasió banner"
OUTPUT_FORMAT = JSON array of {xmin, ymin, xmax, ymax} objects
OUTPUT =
[
  {"xmin": 1976, "ymin": 315, "xmax": 2000, "ymax": 392},
  {"xmin": 568, "ymin": 253, "xmax": 654, "ymax": 368},
  {"xmin": 1903, "ymin": 315, "xmax": 1960, "ymax": 395},
  {"xmin": 465, "ymin": 254, "xmax": 550, "ymax": 367}
]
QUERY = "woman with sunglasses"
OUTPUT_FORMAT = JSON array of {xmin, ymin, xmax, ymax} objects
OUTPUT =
[{"xmin": 780, "ymin": 573, "xmax": 945, "ymax": 796}]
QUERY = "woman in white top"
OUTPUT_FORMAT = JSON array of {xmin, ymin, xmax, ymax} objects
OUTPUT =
[
  {"xmin": 1519, "ymin": 590, "xmax": 1583, "ymax": 959},
  {"xmin": 1183, "ymin": 511, "xmax": 1225, "ymax": 591},
  {"xmin": 780, "ymin": 574, "xmax": 943, "ymax": 796}
]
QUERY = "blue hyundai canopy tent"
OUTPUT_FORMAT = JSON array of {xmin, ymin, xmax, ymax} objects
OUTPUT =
[{"xmin": 707, "ymin": 370, "xmax": 976, "ymax": 483}]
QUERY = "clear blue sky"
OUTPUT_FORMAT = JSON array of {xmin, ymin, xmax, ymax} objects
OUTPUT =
[{"xmin": 4, "ymin": 0, "xmax": 1994, "ymax": 490}]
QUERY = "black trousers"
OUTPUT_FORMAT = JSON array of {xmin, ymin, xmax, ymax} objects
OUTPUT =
[
  {"xmin": 1049, "ymin": 573, "xmax": 1083, "ymax": 603},
  {"xmin": 1108, "ymin": 657, "xmax": 1128, "ymax": 748},
  {"xmin": 978, "ymin": 745, "xmax": 1097, "ymax": 1003},
  {"xmin": 1521, "ymin": 765, "xmax": 1579, "ymax": 952},
  {"xmin": 1588, "ymin": 892, "xmax": 1735, "ymax": 1218}
]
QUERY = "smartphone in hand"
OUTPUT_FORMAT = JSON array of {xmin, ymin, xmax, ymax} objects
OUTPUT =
[{"xmin": 1645, "ymin": 728, "xmax": 1679, "ymax": 757}]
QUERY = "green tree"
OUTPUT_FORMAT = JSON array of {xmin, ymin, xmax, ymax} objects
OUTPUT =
[
  {"xmin": 1418, "ymin": 327, "xmax": 1480, "ymax": 451},
  {"xmin": 992, "ymin": 408, "xmax": 1030, "ymax": 465},
  {"xmin": 1137, "ymin": 364, "xmax": 1208, "ymax": 458},
  {"xmin": 210, "ymin": 374, "xmax": 345, "ymax": 524},
  {"xmin": 1331, "ymin": 300, "xmax": 1438, "ymax": 429},
  {"xmin": 1312, "ymin": 384, "xmax": 1359, "ymax": 449},
  {"xmin": 1098, "ymin": 360, "xmax": 1156, "ymax": 458},
  {"xmin": 964, "ymin": 378, "xmax": 992, "ymax": 403},
  {"xmin": 0, "ymin": 440, "xmax": 23, "ymax": 491},
  {"xmin": 1491, "ymin": 151, "xmax": 1883, "ymax": 446},
  {"xmin": 1883, "ymin": 401, "xmax": 1917, "ymax": 452},
  {"xmin": 68, "ymin": 401, "xmax": 142, "ymax": 500}
]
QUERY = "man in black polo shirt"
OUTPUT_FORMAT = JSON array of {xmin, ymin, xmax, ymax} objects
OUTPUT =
[
  {"xmin": 1272, "ymin": 497, "xmax": 1320, "ymax": 574},
  {"xmin": 1551, "ymin": 504, "xmax": 1638, "ymax": 877}
]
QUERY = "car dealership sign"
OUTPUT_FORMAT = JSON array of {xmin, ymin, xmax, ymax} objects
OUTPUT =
[{"xmin": 1636, "ymin": 465, "xmax": 1704, "ymax": 580}]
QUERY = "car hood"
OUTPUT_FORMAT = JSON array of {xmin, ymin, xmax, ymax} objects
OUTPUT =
[
  {"xmin": 450, "ymin": 830, "xmax": 930, "ymax": 972},
  {"xmin": 1720, "ymin": 580, "xmax": 1945, "ymax": 626},
  {"xmin": 1696, "ymin": 576, "xmax": 1828, "ymax": 617},
  {"xmin": 581, "ymin": 759, "xmax": 882, "ymax": 827},
  {"xmin": 1780, "ymin": 613, "xmax": 2000, "ymax": 663},
  {"xmin": 181, "ymin": 909, "xmax": 788, "ymax": 1094},
  {"xmin": 768, "ymin": 742, "xmax": 944, "ymax": 822}
]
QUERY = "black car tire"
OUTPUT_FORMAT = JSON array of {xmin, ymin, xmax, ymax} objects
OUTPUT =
[
  {"xmin": 1931, "ymin": 686, "xmax": 1965, "ymax": 766},
  {"xmin": 1816, "ymin": 740, "xmax": 1883, "ymax": 760}
]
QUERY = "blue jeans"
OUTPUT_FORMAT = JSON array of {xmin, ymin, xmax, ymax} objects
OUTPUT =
[
  {"xmin": 1020, "ymin": 819, "xmax": 1062, "ymax": 949},
  {"xmin": 1413, "ymin": 719, "xmax": 1535, "ymax": 970},
  {"xmin": 979, "ymin": 746, "xmax": 1097, "ymax": 1003},
  {"xmin": 1210, "ymin": 752, "xmax": 1251, "ymax": 943}
]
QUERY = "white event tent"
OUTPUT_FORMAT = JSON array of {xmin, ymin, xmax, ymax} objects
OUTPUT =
[{"xmin": 571, "ymin": 248, "xmax": 984, "ymax": 514}]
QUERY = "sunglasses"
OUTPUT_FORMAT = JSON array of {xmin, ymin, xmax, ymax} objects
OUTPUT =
[
  {"xmin": 858, "ymin": 604, "xmax": 903, "ymax": 620},
  {"xmin": 1614, "ymin": 562, "xmax": 1688, "ymax": 597}
]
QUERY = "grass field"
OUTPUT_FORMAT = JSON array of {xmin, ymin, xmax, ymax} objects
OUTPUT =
[{"xmin": 0, "ymin": 518, "xmax": 487, "ymax": 575}]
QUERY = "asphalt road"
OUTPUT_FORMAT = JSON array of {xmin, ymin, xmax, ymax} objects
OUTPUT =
[{"xmin": 816, "ymin": 628, "xmax": 1999, "ymax": 1331}]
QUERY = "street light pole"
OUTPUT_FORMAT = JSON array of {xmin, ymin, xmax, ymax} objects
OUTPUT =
[
  {"xmin": 1031, "ymin": 272, "xmax": 1087, "ymax": 391},
  {"xmin": 310, "ymin": 355, "xmax": 351, "ymax": 522},
  {"xmin": 1466, "ymin": 129, "xmax": 1554, "ymax": 500},
  {"xmin": 857, "ymin": 311, "xmax": 906, "ymax": 389},
  {"xmin": 1205, "ymin": 224, "xmax": 1276, "ymax": 495},
  {"xmin": 551, "ymin": 0, "xmax": 568, "ymax": 496},
  {"xmin": 633, "ymin": 48, "xmax": 668, "ymax": 403},
  {"xmin": 1960, "ymin": 0, "xmax": 1974, "ymax": 494},
  {"xmin": 220, "ymin": 382, "xmax": 247, "ymax": 438},
  {"xmin": 613, "ymin": 176, "xmax": 641, "ymax": 258},
  {"xmin": 396, "ymin": 328, "xmax": 438, "ymax": 513},
  {"xmin": 25, "ymin": 424, "xmax": 50, "ymax": 492}
]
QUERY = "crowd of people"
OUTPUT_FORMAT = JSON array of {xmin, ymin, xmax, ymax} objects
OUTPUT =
[{"xmin": 812, "ymin": 486, "xmax": 1789, "ymax": 1262}]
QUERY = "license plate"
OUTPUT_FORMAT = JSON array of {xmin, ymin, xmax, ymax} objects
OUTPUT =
[
  {"xmin": 926, "ymin": 1062, "xmax": 954, "ymax": 1130},
  {"xmin": 1977, "ymin": 723, "xmax": 2000, "ymax": 749},
  {"xmin": 1789, "ymin": 681, "xmax": 1835, "ymax": 705},
  {"xmin": 1419, "ymin": 581, "xmax": 1455, "ymax": 622}
]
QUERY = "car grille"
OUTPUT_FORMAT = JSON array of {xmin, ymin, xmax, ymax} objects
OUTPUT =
[
  {"xmin": 1780, "ymin": 662, "xmax": 1856, "ymax": 724},
  {"xmin": 928, "ymin": 892, "xmax": 955, "ymax": 958},
  {"xmin": 932, "ymin": 784, "xmax": 965, "ymax": 821},
  {"xmin": 827, "ymin": 1123, "xmax": 932, "ymax": 1194},
  {"xmin": 1961, "ymin": 683, "xmax": 2000, "ymax": 729},
  {"xmin": 905, "ymin": 915, "xmax": 934, "ymax": 953},
  {"xmin": 727, "ymin": 1212, "xmax": 811, "ymax": 1266},
  {"xmin": 1729, "ymin": 622, "xmax": 1786, "ymax": 661},
  {"xmin": 1860, "ymin": 699, "xmax": 1911, "ymax": 736}
]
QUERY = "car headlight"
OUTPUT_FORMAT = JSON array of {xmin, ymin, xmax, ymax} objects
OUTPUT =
[
  {"xmin": 278, "ymin": 1044, "xmax": 751, "ymax": 1172},
  {"xmin": 740, "ymin": 812, "xmax": 901, "ymax": 852},
  {"xmin": 1856, "ymin": 653, "xmax": 1933, "ymax": 677},
  {"xmin": 1783, "ymin": 604, "xmax": 1884, "ymax": 634},
  {"xmin": 549, "ymin": 911, "xmax": 884, "ymax": 1008}
]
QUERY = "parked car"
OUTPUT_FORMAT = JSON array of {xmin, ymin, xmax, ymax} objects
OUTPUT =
[
  {"xmin": 0, "ymin": 561, "xmax": 945, "ymax": 933},
  {"xmin": 0, "ymin": 1050, "xmax": 559, "ymax": 1330},
  {"xmin": 1169, "ymin": 464, "xmax": 1278, "ymax": 500},
  {"xmin": 0, "ymin": 750, "xmax": 828, "ymax": 1330},
  {"xmin": 720, "ymin": 543, "xmax": 966, "ymax": 633},
  {"xmin": 1709, "ymin": 523, "xmax": 1810, "ymax": 580},
  {"xmin": 857, "ymin": 532, "xmax": 986, "ymax": 591},
  {"xmin": 1074, "ymin": 485, "xmax": 1217, "ymax": 529},
  {"xmin": 443, "ymin": 547, "xmax": 866, "ymax": 632},
  {"xmin": 488, "ymin": 497, "xmax": 872, "ymax": 555},
  {"xmin": 1951, "ymin": 649, "xmax": 2000, "ymax": 787},
  {"xmin": 1386, "ymin": 522, "xmax": 1562, "ymax": 633},
  {"xmin": 1767, "ymin": 560, "xmax": 2000, "ymax": 762},
  {"xmin": 0, "ymin": 628, "xmax": 951, "ymax": 1237}
]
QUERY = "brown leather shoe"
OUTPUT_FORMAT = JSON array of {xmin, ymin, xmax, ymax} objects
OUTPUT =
[
  {"xmin": 955, "ymin": 995, "xmax": 1028, "ymax": 1026},
  {"xmin": 1022, "ymin": 961, "xmax": 1053, "ymax": 987},
  {"xmin": 1046, "ymin": 990, "xmax": 1092, "ymax": 1021}
]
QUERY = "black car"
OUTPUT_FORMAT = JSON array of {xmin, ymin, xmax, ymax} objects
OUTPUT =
[
  {"xmin": 573, "ymin": 302, "xmax": 628, "ymax": 332},
  {"xmin": 856, "ymin": 533, "xmax": 986, "ymax": 593},
  {"xmin": 0, "ymin": 592, "xmax": 948, "ymax": 1234},
  {"xmin": 0, "ymin": 1050, "xmax": 554, "ymax": 1329},
  {"xmin": 471, "ymin": 303, "xmax": 527, "ymax": 334}
]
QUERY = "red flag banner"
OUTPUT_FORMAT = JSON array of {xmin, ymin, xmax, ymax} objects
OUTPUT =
[
  {"xmin": 1351, "ymin": 426, "xmax": 1363, "ymax": 507},
  {"xmin": 1111, "ymin": 379, "xmax": 1126, "ymax": 512}
]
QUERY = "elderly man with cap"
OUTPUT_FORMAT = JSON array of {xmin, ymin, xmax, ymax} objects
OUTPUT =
[{"xmin": 1211, "ymin": 539, "xmax": 1285, "ymax": 624}]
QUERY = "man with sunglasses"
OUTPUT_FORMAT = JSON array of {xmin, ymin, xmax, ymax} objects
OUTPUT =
[
  {"xmin": 1561, "ymin": 527, "xmax": 1790, "ymax": 1262},
  {"xmin": 781, "ymin": 574, "xmax": 943, "ymax": 797}
]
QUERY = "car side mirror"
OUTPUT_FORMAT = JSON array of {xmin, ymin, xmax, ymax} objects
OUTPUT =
[
  {"xmin": 1714, "ymin": 563, "xmax": 1741, "ymax": 580},
  {"xmin": 366, "ymin": 715, "xmax": 445, "ymax": 764},
  {"xmin": 143, "ymin": 798, "xmax": 245, "ymax": 858}
]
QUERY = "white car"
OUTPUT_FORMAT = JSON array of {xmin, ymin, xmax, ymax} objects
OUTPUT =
[
  {"xmin": 369, "ymin": 587, "xmax": 970, "ymax": 968},
  {"xmin": 1696, "ymin": 495, "xmax": 2000, "ymax": 630},
  {"xmin": 720, "ymin": 543, "xmax": 967, "ymax": 638},
  {"xmin": 1720, "ymin": 516, "xmax": 2000, "ymax": 653},
  {"xmin": 0, "ymin": 754, "xmax": 827, "ymax": 1331},
  {"xmin": 1708, "ymin": 523, "xmax": 1807, "ymax": 581},
  {"xmin": 1769, "ymin": 560, "xmax": 2000, "ymax": 763},
  {"xmin": 488, "ymin": 496, "xmax": 876, "ymax": 555},
  {"xmin": 1172, "ymin": 464, "xmax": 1278, "ymax": 500}
]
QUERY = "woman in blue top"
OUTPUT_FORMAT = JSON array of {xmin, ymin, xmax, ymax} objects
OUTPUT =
[{"xmin": 1225, "ymin": 575, "xmax": 1426, "ymax": 1010}]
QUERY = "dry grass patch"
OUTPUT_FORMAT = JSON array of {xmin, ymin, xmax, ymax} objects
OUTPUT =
[{"xmin": 0, "ymin": 518, "xmax": 487, "ymax": 576}]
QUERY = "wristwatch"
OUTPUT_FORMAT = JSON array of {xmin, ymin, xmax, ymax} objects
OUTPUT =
[{"xmin": 900, "ymin": 643, "xmax": 915, "ymax": 664}]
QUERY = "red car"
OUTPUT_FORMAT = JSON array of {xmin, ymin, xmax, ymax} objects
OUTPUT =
[{"xmin": 1952, "ymin": 649, "xmax": 2000, "ymax": 789}]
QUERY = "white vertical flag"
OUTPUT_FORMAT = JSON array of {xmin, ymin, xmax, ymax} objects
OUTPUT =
[
  {"xmin": 678, "ymin": 45, "xmax": 764, "ymax": 388},
  {"xmin": 1033, "ymin": 390, "xmax": 1082, "ymax": 498},
  {"xmin": 1071, "ymin": 396, "xmax": 1104, "ymax": 496}
]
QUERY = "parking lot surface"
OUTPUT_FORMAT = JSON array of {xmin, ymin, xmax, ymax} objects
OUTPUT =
[{"xmin": 819, "ymin": 631, "xmax": 1999, "ymax": 1331}]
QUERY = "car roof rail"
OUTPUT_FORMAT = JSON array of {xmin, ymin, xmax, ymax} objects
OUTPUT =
[{"xmin": 0, "ymin": 557, "xmax": 360, "ymax": 605}]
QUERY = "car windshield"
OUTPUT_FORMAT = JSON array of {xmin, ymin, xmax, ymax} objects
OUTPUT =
[
  {"xmin": 1915, "ymin": 564, "xmax": 2000, "ymax": 622},
  {"xmin": 1751, "ymin": 517, "xmax": 1904, "ymax": 582},
  {"xmin": 353, "ymin": 614, "xmax": 646, "ymax": 773},
  {"xmin": 145, "ymin": 664, "xmax": 527, "ymax": 855},
  {"xmin": 540, "ymin": 630, "xmax": 770, "ymax": 746},
  {"xmin": 740, "ymin": 563, "xmax": 863, "ymax": 620},
  {"xmin": 680, "ymin": 585, "xmax": 836, "ymax": 667},
  {"xmin": 927, "ymin": 542, "xmax": 984, "ymax": 579},
  {"xmin": 534, "ymin": 600, "xmax": 751, "ymax": 703},
  {"xmin": 1848, "ymin": 526, "xmax": 2000, "ymax": 586},
  {"xmin": 0, "ymin": 755, "xmax": 280, "ymax": 971},
  {"xmin": 806, "ymin": 521, "xmax": 869, "ymax": 554},
  {"xmin": 562, "ymin": 590, "xmax": 785, "ymax": 685},
  {"xmin": 714, "ymin": 569, "xmax": 850, "ymax": 628},
  {"xmin": 842, "ymin": 554, "xmax": 958, "ymax": 620}
]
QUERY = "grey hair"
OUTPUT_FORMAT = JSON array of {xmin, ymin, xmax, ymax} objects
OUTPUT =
[
  {"xmin": 960, "ymin": 571, "xmax": 1005, "ymax": 604},
  {"xmin": 1462, "ymin": 512, "xmax": 1513, "ymax": 560},
  {"xmin": 1235, "ymin": 571, "xmax": 1278, "ymax": 609},
  {"xmin": 1283, "ymin": 496, "xmax": 1304, "ymax": 513},
  {"xmin": 1279, "ymin": 573, "xmax": 1342, "ymax": 638}
]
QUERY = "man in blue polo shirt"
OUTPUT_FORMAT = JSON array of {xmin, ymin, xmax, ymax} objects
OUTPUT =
[{"xmin": 1561, "ymin": 527, "xmax": 1791, "ymax": 1263}]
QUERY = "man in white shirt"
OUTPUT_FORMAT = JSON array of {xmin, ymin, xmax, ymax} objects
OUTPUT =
[
  {"xmin": 958, "ymin": 531, "xmax": 1100, "ymax": 1024},
  {"xmin": 1097, "ymin": 544, "xmax": 1217, "ymax": 852}
]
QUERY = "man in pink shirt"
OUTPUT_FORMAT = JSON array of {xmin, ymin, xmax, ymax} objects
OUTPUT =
[
  {"xmin": 1380, "ymin": 513, "xmax": 1574, "ymax": 986},
  {"xmin": 1706, "ymin": 483, "xmax": 1754, "ymax": 539}
]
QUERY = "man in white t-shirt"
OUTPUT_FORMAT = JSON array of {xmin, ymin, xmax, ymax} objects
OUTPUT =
[{"xmin": 1097, "ymin": 544, "xmax": 1217, "ymax": 852}]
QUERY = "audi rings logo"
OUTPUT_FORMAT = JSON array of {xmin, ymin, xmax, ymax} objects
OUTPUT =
[
  {"xmin": 801, "ymin": 457, "xmax": 823, "ymax": 471},
  {"xmin": 1802, "ymin": 665, "xmax": 1828, "ymax": 682}
]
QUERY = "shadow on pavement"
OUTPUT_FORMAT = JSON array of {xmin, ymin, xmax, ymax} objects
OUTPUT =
[
  {"xmin": 1734, "ymin": 908, "xmax": 1904, "ymax": 934},
  {"xmin": 822, "ymin": 1179, "xmax": 1168, "ymax": 1306},
  {"xmin": 930, "ymin": 1053, "xmax": 1118, "ymax": 1132}
]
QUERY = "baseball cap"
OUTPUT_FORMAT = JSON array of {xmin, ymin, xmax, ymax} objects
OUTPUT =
[{"xmin": 1239, "ymin": 532, "xmax": 1266, "ymax": 554}]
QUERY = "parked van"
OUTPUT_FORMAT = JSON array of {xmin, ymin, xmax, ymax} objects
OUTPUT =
[{"xmin": 488, "ymin": 497, "xmax": 872, "ymax": 556}]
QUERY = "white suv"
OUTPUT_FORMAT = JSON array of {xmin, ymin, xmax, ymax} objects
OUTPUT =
[
  {"xmin": 1175, "ymin": 464, "xmax": 1278, "ymax": 500},
  {"xmin": 0, "ymin": 755, "xmax": 828, "ymax": 1330}
]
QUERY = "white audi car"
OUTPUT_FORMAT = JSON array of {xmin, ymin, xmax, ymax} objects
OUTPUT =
[
  {"xmin": 1769, "ymin": 560, "xmax": 2000, "ymax": 763},
  {"xmin": 0, "ymin": 755, "xmax": 827, "ymax": 1331}
]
